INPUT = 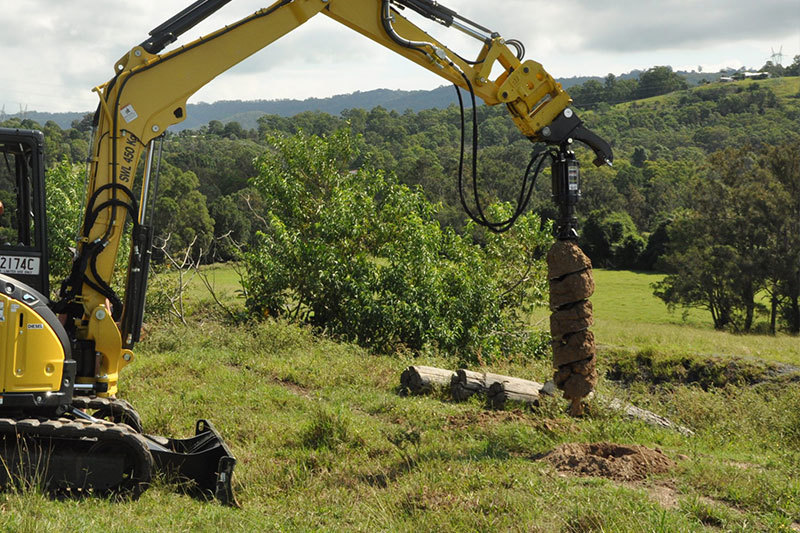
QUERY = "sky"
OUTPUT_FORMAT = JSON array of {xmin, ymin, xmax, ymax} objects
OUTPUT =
[{"xmin": 1, "ymin": 0, "xmax": 799, "ymax": 114}]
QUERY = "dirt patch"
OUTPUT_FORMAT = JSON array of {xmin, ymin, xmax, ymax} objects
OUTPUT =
[
  {"xmin": 444, "ymin": 410, "xmax": 525, "ymax": 430},
  {"xmin": 637, "ymin": 482, "xmax": 680, "ymax": 509},
  {"xmin": 275, "ymin": 377, "xmax": 313, "ymax": 398},
  {"xmin": 537, "ymin": 442, "xmax": 675, "ymax": 482}
]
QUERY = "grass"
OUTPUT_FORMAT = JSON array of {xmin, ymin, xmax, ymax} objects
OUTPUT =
[
  {"xmin": 2, "ymin": 265, "xmax": 799, "ymax": 531},
  {"xmin": 531, "ymin": 269, "xmax": 800, "ymax": 365},
  {"xmin": 612, "ymin": 76, "xmax": 800, "ymax": 110}
]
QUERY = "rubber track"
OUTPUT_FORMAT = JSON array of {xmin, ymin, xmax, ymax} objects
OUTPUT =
[
  {"xmin": 0, "ymin": 416, "xmax": 152, "ymax": 499},
  {"xmin": 71, "ymin": 396, "xmax": 143, "ymax": 433}
]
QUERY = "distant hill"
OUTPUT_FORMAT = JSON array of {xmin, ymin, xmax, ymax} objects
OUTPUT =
[{"xmin": 1, "ymin": 69, "xmax": 729, "ymax": 131}]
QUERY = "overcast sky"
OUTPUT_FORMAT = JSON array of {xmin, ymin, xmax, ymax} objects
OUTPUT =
[{"xmin": 1, "ymin": 0, "xmax": 799, "ymax": 114}]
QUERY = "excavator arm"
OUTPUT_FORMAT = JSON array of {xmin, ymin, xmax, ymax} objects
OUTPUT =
[{"xmin": 58, "ymin": 0, "xmax": 612, "ymax": 398}]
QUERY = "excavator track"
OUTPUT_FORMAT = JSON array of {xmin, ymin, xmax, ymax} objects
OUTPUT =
[
  {"xmin": 0, "ymin": 417, "xmax": 152, "ymax": 499},
  {"xmin": 71, "ymin": 396, "xmax": 144, "ymax": 433}
]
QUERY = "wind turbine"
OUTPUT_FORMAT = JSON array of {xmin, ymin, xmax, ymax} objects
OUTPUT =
[{"xmin": 771, "ymin": 46, "xmax": 784, "ymax": 66}]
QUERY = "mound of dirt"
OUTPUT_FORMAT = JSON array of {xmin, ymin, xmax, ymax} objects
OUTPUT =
[{"xmin": 538, "ymin": 442, "xmax": 675, "ymax": 481}]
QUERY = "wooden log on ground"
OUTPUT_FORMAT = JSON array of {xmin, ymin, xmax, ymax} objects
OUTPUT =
[
  {"xmin": 487, "ymin": 377, "xmax": 544, "ymax": 410},
  {"xmin": 450, "ymin": 369, "xmax": 485, "ymax": 401},
  {"xmin": 451, "ymin": 371, "xmax": 545, "ymax": 407},
  {"xmin": 399, "ymin": 366, "xmax": 455, "ymax": 395},
  {"xmin": 605, "ymin": 398, "xmax": 695, "ymax": 436}
]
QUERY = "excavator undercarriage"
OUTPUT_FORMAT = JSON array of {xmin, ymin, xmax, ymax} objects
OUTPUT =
[{"xmin": 0, "ymin": 407, "xmax": 237, "ymax": 504}]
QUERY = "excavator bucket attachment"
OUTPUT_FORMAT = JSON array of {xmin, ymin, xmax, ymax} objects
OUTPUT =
[{"xmin": 144, "ymin": 419, "xmax": 238, "ymax": 506}]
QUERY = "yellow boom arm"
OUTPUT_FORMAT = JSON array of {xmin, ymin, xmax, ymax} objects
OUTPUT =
[{"xmin": 61, "ymin": 0, "xmax": 611, "ymax": 396}]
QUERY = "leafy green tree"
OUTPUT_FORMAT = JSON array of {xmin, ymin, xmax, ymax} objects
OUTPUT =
[
  {"xmin": 152, "ymin": 164, "xmax": 215, "ymax": 260},
  {"xmin": 785, "ymin": 55, "xmax": 800, "ymax": 77},
  {"xmin": 654, "ymin": 148, "xmax": 776, "ymax": 331},
  {"xmin": 209, "ymin": 190, "xmax": 254, "ymax": 261},
  {"xmin": 654, "ymin": 232, "xmax": 743, "ymax": 329},
  {"xmin": 580, "ymin": 210, "xmax": 645, "ymax": 269},
  {"xmin": 45, "ymin": 159, "xmax": 84, "ymax": 282},
  {"xmin": 635, "ymin": 66, "xmax": 688, "ymax": 99},
  {"xmin": 163, "ymin": 135, "xmax": 260, "ymax": 202},
  {"xmin": 243, "ymin": 129, "xmax": 551, "ymax": 361},
  {"xmin": 763, "ymin": 141, "xmax": 800, "ymax": 333}
]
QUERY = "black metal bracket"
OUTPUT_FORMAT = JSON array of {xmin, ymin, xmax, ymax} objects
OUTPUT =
[
  {"xmin": 145, "ymin": 419, "xmax": 239, "ymax": 507},
  {"xmin": 538, "ymin": 109, "xmax": 613, "ymax": 168}
]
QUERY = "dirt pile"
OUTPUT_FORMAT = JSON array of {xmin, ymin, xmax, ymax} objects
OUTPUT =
[{"xmin": 539, "ymin": 442, "xmax": 675, "ymax": 481}]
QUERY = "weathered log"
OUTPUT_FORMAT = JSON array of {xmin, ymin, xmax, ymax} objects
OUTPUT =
[
  {"xmin": 451, "ymin": 370, "xmax": 544, "ymax": 407},
  {"xmin": 399, "ymin": 366, "xmax": 454, "ymax": 395},
  {"xmin": 450, "ymin": 369, "xmax": 484, "ymax": 401},
  {"xmin": 604, "ymin": 398, "xmax": 695, "ymax": 436},
  {"xmin": 487, "ymin": 377, "xmax": 544, "ymax": 410}
]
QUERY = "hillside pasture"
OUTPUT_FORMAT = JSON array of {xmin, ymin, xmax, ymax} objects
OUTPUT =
[{"xmin": 2, "ymin": 265, "xmax": 799, "ymax": 531}]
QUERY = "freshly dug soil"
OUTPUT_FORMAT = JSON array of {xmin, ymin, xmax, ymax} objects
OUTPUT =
[{"xmin": 538, "ymin": 442, "xmax": 675, "ymax": 481}]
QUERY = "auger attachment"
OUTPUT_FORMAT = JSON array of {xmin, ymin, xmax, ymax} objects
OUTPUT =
[{"xmin": 547, "ymin": 144, "xmax": 598, "ymax": 416}]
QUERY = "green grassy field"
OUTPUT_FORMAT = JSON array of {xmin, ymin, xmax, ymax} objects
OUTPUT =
[
  {"xmin": 2, "ymin": 266, "xmax": 799, "ymax": 532},
  {"xmin": 614, "ymin": 76, "xmax": 800, "ymax": 109},
  {"xmin": 531, "ymin": 269, "xmax": 800, "ymax": 365}
]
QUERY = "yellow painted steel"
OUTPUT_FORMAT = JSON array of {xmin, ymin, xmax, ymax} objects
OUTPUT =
[
  {"xmin": 87, "ymin": 304, "xmax": 132, "ymax": 397},
  {"xmin": 75, "ymin": 0, "xmax": 572, "ymax": 396},
  {"xmin": 0, "ymin": 295, "xmax": 64, "ymax": 394}
]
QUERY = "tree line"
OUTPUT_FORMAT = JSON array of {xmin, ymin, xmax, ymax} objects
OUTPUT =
[{"xmin": 2, "ymin": 69, "xmax": 799, "ymax": 335}]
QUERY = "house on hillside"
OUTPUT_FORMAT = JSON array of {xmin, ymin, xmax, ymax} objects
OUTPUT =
[{"xmin": 731, "ymin": 71, "xmax": 770, "ymax": 81}]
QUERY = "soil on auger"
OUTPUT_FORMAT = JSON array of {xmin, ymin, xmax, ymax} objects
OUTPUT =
[{"xmin": 548, "ymin": 240, "xmax": 598, "ymax": 415}]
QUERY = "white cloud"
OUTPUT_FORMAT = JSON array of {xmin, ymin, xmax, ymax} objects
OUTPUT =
[{"xmin": 1, "ymin": 0, "xmax": 798, "ymax": 113}]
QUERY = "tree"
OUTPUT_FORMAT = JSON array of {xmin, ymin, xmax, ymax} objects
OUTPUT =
[
  {"xmin": 45, "ymin": 159, "xmax": 85, "ymax": 283},
  {"xmin": 635, "ymin": 66, "xmax": 688, "ymax": 99},
  {"xmin": 785, "ymin": 55, "xmax": 800, "ymax": 77},
  {"xmin": 653, "ymin": 148, "xmax": 775, "ymax": 331},
  {"xmin": 152, "ymin": 164, "xmax": 215, "ymax": 261},
  {"xmin": 580, "ymin": 210, "xmax": 645, "ymax": 269},
  {"xmin": 763, "ymin": 141, "xmax": 800, "ymax": 333}
]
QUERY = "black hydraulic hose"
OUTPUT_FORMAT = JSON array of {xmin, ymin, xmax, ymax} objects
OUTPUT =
[
  {"xmin": 381, "ymin": 0, "xmax": 429, "ymax": 55},
  {"xmin": 82, "ymin": 183, "xmax": 137, "ymax": 235},
  {"xmin": 381, "ymin": 0, "xmax": 544, "ymax": 233},
  {"xmin": 84, "ymin": 200, "xmax": 139, "ymax": 235},
  {"xmin": 452, "ymin": 80, "xmax": 547, "ymax": 233}
]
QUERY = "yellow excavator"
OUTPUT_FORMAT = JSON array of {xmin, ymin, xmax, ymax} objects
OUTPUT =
[{"xmin": 0, "ymin": 0, "xmax": 612, "ymax": 504}]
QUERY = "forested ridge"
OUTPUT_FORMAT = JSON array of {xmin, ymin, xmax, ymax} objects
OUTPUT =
[
  {"xmin": 3, "ymin": 65, "xmax": 800, "ymax": 336},
  {"xmin": 3, "ymin": 65, "xmax": 777, "ymax": 131}
]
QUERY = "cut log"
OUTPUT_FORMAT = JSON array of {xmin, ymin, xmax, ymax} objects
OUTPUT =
[
  {"xmin": 450, "ymin": 369, "xmax": 484, "ymax": 401},
  {"xmin": 399, "ymin": 366, "xmax": 455, "ymax": 395},
  {"xmin": 487, "ymin": 377, "xmax": 544, "ymax": 410},
  {"xmin": 451, "ymin": 370, "xmax": 544, "ymax": 407}
]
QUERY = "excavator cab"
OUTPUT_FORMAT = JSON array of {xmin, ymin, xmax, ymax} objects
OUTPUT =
[{"xmin": 0, "ymin": 128, "xmax": 49, "ymax": 296}]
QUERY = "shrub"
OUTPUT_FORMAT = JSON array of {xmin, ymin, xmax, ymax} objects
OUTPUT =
[{"xmin": 242, "ymin": 129, "xmax": 551, "ymax": 363}]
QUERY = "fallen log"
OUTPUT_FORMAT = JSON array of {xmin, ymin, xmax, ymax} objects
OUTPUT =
[
  {"xmin": 451, "ymin": 370, "xmax": 545, "ymax": 408},
  {"xmin": 399, "ymin": 366, "xmax": 455, "ymax": 395},
  {"xmin": 605, "ymin": 398, "xmax": 695, "ymax": 436},
  {"xmin": 487, "ymin": 377, "xmax": 544, "ymax": 410},
  {"xmin": 450, "ymin": 369, "xmax": 485, "ymax": 401}
]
